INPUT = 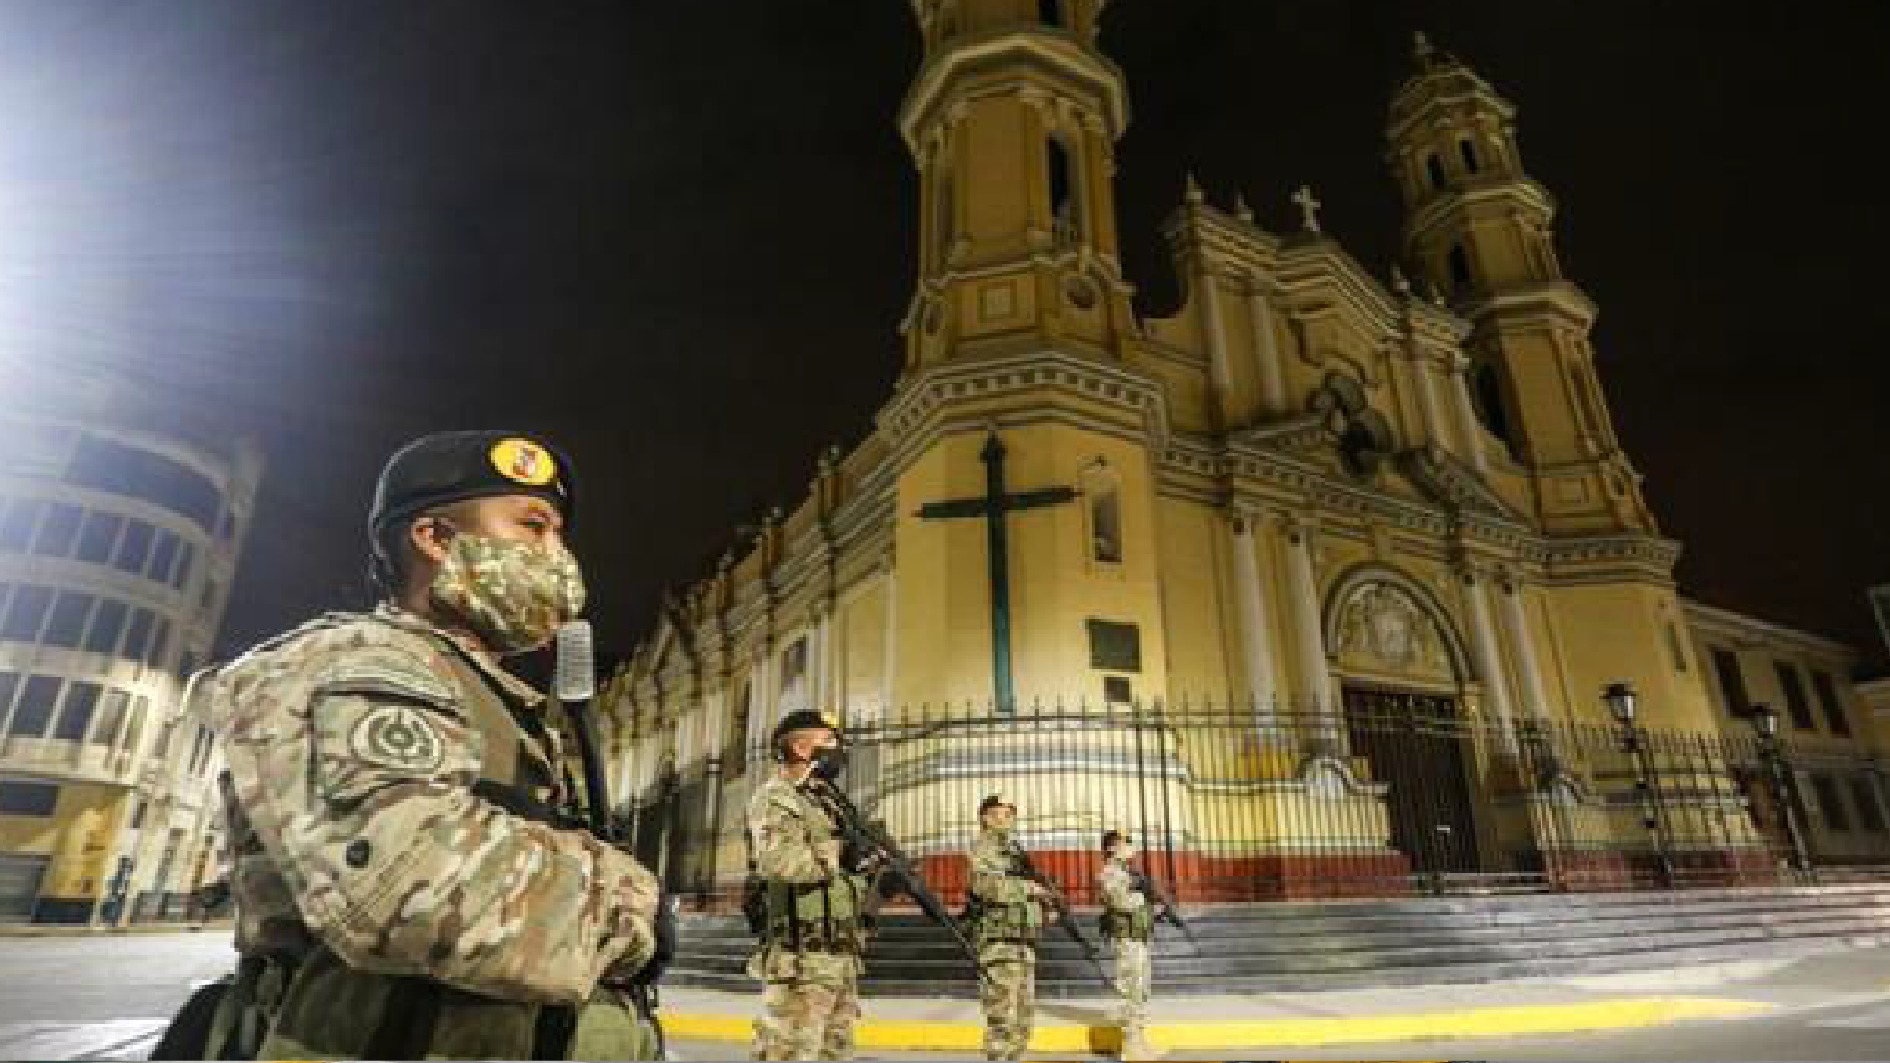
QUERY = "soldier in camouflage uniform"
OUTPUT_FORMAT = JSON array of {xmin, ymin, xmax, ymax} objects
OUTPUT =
[
  {"xmin": 1098, "ymin": 829, "xmax": 1161, "ymax": 1059},
  {"xmin": 967, "ymin": 794, "xmax": 1054, "ymax": 1061},
  {"xmin": 745, "ymin": 709, "xmax": 881, "ymax": 1060},
  {"xmin": 171, "ymin": 431, "xmax": 667, "ymax": 1061}
]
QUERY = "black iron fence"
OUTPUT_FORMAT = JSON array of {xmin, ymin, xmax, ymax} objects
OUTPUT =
[{"xmin": 617, "ymin": 697, "xmax": 1890, "ymax": 909}]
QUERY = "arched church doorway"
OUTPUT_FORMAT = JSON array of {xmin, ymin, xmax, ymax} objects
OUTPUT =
[
  {"xmin": 1342, "ymin": 686, "xmax": 1481, "ymax": 881},
  {"xmin": 1325, "ymin": 570, "xmax": 1485, "ymax": 885}
]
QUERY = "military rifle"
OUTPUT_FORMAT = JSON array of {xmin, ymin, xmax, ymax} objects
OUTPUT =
[
  {"xmin": 1130, "ymin": 867, "xmax": 1198, "ymax": 947},
  {"xmin": 1007, "ymin": 844, "xmax": 1111, "ymax": 987},
  {"xmin": 810, "ymin": 781, "xmax": 994, "ymax": 992}
]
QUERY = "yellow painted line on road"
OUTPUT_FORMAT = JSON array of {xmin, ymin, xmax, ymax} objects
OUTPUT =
[{"xmin": 664, "ymin": 996, "xmax": 1772, "ymax": 1052}]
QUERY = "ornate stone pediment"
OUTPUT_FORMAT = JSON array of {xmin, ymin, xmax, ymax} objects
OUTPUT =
[
  {"xmin": 1397, "ymin": 445, "xmax": 1517, "ymax": 519},
  {"xmin": 1331, "ymin": 579, "xmax": 1454, "ymax": 683}
]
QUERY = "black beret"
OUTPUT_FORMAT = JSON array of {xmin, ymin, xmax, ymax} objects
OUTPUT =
[
  {"xmin": 771, "ymin": 710, "xmax": 840, "ymax": 746},
  {"xmin": 978, "ymin": 793, "xmax": 1016, "ymax": 816},
  {"xmin": 1102, "ymin": 829, "xmax": 1129, "ymax": 851},
  {"xmin": 370, "ymin": 430, "xmax": 577, "ymax": 545}
]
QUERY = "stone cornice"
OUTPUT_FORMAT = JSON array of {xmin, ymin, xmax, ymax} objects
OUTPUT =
[{"xmin": 898, "ymin": 31, "xmax": 1129, "ymax": 151}]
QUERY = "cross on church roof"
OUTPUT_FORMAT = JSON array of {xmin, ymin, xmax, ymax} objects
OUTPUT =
[{"xmin": 1292, "ymin": 184, "xmax": 1323, "ymax": 234}]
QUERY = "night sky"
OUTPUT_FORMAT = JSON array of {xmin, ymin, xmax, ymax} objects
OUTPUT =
[{"xmin": 3, "ymin": 2, "xmax": 1886, "ymax": 673}]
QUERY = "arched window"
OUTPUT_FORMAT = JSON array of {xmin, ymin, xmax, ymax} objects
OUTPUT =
[
  {"xmin": 1459, "ymin": 139, "xmax": 1481, "ymax": 174},
  {"xmin": 1047, "ymin": 136, "xmax": 1078, "ymax": 244},
  {"xmin": 934, "ymin": 163, "xmax": 956, "ymax": 270},
  {"xmin": 1473, "ymin": 361, "xmax": 1515, "ymax": 449},
  {"xmin": 1447, "ymin": 243, "xmax": 1473, "ymax": 289},
  {"xmin": 1424, "ymin": 153, "xmax": 1446, "ymax": 190},
  {"xmin": 1038, "ymin": 0, "xmax": 1062, "ymax": 27}
]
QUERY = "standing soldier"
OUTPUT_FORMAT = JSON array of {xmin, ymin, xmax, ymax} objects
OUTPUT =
[
  {"xmin": 967, "ymin": 794, "xmax": 1053, "ymax": 1061},
  {"xmin": 1098, "ymin": 829, "xmax": 1161, "ymax": 1059},
  {"xmin": 162, "ymin": 431, "xmax": 668, "ymax": 1060},
  {"xmin": 746, "ymin": 709, "xmax": 881, "ymax": 1061}
]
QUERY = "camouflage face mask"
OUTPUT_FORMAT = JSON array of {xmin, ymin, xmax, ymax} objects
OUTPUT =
[{"xmin": 428, "ymin": 532, "xmax": 587, "ymax": 654}]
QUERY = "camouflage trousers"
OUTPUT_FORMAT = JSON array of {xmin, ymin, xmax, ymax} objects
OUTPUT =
[
  {"xmin": 751, "ymin": 950, "xmax": 862, "ymax": 1061},
  {"xmin": 1112, "ymin": 937, "xmax": 1152, "ymax": 1032},
  {"xmin": 977, "ymin": 945, "xmax": 1036, "ymax": 1061}
]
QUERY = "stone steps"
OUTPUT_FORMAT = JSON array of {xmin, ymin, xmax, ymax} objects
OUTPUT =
[{"xmin": 667, "ymin": 881, "xmax": 1890, "ymax": 997}]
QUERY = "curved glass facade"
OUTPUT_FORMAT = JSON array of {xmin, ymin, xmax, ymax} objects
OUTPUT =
[{"xmin": 0, "ymin": 416, "xmax": 261, "ymax": 924}]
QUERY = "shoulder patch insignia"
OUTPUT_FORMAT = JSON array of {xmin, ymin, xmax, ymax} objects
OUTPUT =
[{"xmin": 349, "ymin": 704, "xmax": 446, "ymax": 774}]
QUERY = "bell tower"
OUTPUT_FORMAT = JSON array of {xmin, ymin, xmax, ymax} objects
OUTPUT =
[
  {"xmin": 1387, "ymin": 34, "xmax": 1656, "ymax": 535},
  {"xmin": 899, "ymin": 0, "xmax": 1137, "ymax": 373}
]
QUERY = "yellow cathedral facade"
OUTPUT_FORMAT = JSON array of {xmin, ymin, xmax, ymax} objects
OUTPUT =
[{"xmin": 604, "ymin": 1, "xmax": 1888, "ymax": 900}]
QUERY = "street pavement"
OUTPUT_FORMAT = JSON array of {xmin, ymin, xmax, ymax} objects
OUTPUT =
[{"xmin": 3, "ymin": 929, "xmax": 1889, "ymax": 1060}]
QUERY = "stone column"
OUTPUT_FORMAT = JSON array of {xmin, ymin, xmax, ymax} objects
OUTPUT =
[
  {"xmin": 879, "ymin": 564, "xmax": 897, "ymax": 725},
  {"xmin": 1459, "ymin": 567, "xmax": 1515, "ymax": 726},
  {"xmin": 813, "ymin": 605, "xmax": 835, "ymax": 713},
  {"xmin": 1497, "ymin": 574, "xmax": 1553, "ymax": 721},
  {"xmin": 1413, "ymin": 349, "xmax": 1450, "ymax": 450},
  {"xmin": 1448, "ymin": 353, "xmax": 1489, "ymax": 473},
  {"xmin": 1281, "ymin": 517, "xmax": 1330, "ymax": 714},
  {"xmin": 1246, "ymin": 277, "xmax": 1287, "ymax": 415},
  {"xmin": 1199, "ymin": 268, "xmax": 1235, "ymax": 412},
  {"xmin": 1230, "ymin": 509, "xmax": 1281, "ymax": 726}
]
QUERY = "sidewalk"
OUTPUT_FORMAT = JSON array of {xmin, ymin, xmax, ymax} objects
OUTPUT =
[
  {"xmin": 0, "ymin": 918, "xmax": 232, "ymax": 938},
  {"xmin": 660, "ymin": 941, "xmax": 1890, "ymax": 1054}
]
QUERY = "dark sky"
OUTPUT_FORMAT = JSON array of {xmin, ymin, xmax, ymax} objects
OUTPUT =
[{"xmin": 3, "ymin": 2, "xmax": 1886, "ymax": 674}]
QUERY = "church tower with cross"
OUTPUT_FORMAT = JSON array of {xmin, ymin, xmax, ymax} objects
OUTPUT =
[
  {"xmin": 604, "ymin": 16, "xmax": 1889, "ymax": 905},
  {"xmin": 1386, "ymin": 33, "xmax": 1657, "ymax": 536}
]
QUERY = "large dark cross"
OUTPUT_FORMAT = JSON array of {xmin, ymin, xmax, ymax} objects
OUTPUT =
[{"xmin": 915, "ymin": 432, "xmax": 1078, "ymax": 713}]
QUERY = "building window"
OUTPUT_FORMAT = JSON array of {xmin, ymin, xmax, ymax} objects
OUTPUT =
[
  {"xmin": 1087, "ymin": 619, "xmax": 1142, "ymax": 672},
  {"xmin": 1447, "ymin": 243, "xmax": 1473, "ymax": 289},
  {"xmin": 122, "ymin": 609, "xmax": 155, "ymax": 662},
  {"xmin": 0, "ymin": 670, "xmax": 18, "ymax": 724},
  {"xmin": 8, "ymin": 675, "xmax": 61, "ymax": 737},
  {"xmin": 146, "ymin": 618, "xmax": 172, "ymax": 668},
  {"xmin": 75, "ymin": 511, "xmax": 123, "ymax": 563},
  {"xmin": 1810, "ymin": 670, "xmax": 1850, "ymax": 736},
  {"xmin": 1810, "ymin": 775, "xmax": 1851, "ymax": 832},
  {"xmin": 2, "ymin": 585, "xmax": 52, "ymax": 642},
  {"xmin": 95, "ymin": 690, "xmax": 129, "ymax": 747},
  {"xmin": 0, "ymin": 781, "xmax": 59, "ymax": 817},
  {"xmin": 1459, "ymin": 138, "xmax": 1481, "ymax": 173},
  {"xmin": 1047, "ymin": 136, "xmax": 1078, "ymax": 243},
  {"xmin": 1850, "ymin": 777, "xmax": 1886, "ymax": 833},
  {"xmin": 65, "ymin": 434, "xmax": 222, "ymax": 531},
  {"xmin": 83, "ymin": 600, "xmax": 129, "ymax": 655},
  {"xmin": 42, "ymin": 591, "xmax": 94, "ymax": 649},
  {"xmin": 728, "ymin": 680, "xmax": 754, "ymax": 776},
  {"xmin": 147, "ymin": 533, "xmax": 179, "ymax": 584},
  {"xmin": 130, "ymin": 799, "xmax": 147, "ymax": 829},
  {"xmin": 54, "ymin": 682, "xmax": 101, "ymax": 742},
  {"xmin": 171, "ymin": 542, "xmax": 196, "ymax": 591},
  {"xmin": 0, "ymin": 498, "xmax": 40, "ymax": 552},
  {"xmin": 1038, "ymin": 0, "xmax": 1061, "ymax": 27},
  {"xmin": 1775, "ymin": 661, "xmax": 1815, "ymax": 731},
  {"xmin": 113, "ymin": 520, "xmax": 155, "ymax": 575},
  {"xmin": 32, "ymin": 502, "xmax": 82, "ymax": 557},
  {"xmin": 1424, "ymin": 153, "xmax": 1446, "ymax": 190},
  {"xmin": 1710, "ymin": 648, "xmax": 1750, "ymax": 716},
  {"xmin": 1103, "ymin": 675, "xmax": 1133, "ymax": 705}
]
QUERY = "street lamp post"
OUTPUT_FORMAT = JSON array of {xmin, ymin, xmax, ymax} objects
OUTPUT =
[
  {"xmin": 1751, "ymin": 703, "xmax": 1816, "ymax": 884},
  {"xmin": 1605, "ymin": 682, "xmax": 1676, "ymax": 888}
]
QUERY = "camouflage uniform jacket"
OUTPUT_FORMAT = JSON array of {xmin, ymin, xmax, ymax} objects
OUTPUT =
[
  {"xmin": 969, "ymin": 828, "xmax": 1041, "ymax": 947},
  {"xmin": 745, "ymin": 776, "xmax": 873, "ymax": 976},
  {"xmin": 1097, "ymin": 857, "xmax": 1152, "ymax": 941},
  {"xmin": 194, "ymin": 604, "xmax": 660, "ymax": 1008}
]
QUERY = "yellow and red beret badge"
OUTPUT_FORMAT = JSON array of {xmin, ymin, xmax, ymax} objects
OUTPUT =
[{"xmin": 490, "ymin": 437, "xmax": 557, "ymax": 486}]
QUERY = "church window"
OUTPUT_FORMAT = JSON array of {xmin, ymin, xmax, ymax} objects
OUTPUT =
[
  {"xmin": 1424, "ymin": 153, "xmax": 1446, "ymax": 190},
  {"xmin": 1038, "ymin": 0, "xmax": 1062, "ymax": 28},
  {"xmin": 726, "ymin": 681, "xmax": 753, "ymax": 775},
  {"xmin": 1810, "ymin": 775, "xmax": 1851, "ymax": 832},
  {"xmin": 934, "ymin": 165, "xmax": 956, "ymax": 271},
  {"xmin": 1047, "ymin": 136, "xmax": 1079, "ymax": 245},
  {"xmin": 1087, "ymin": 620, "xmax": 1141, "ymax": 672},
  {"xmin": 1849, "ymin": 777, "xmax": 1885, "ymax": 833},
  {"xmin": 1460, "ymin": 138, "xmax": 1481, "ymax": 174},
  {"xmin": 1709, "ymin": 648, "xmax": 1749, "ymax": 716},
  {"xmin": 1775, "ymin": 661, "xmax": 1815, "ymax": 731},
  {"xmin": 1471, "ymin": 362, "xmax": 1514, "ymax": 451},
  {"xmin": 1447, "ymin": 243, "xmax": 1473, "ymax": 289},
  {"xmin": 1811, "ymin": 670, "xmax": 1850, "ymax": 736},
  {"xmin": 1103, "ymin": 675, "xmax": 1133, "ymax": 706},
  {"xmin": 1090, "ymin": 486, "xmax": 1121, "ymax": 563}
]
